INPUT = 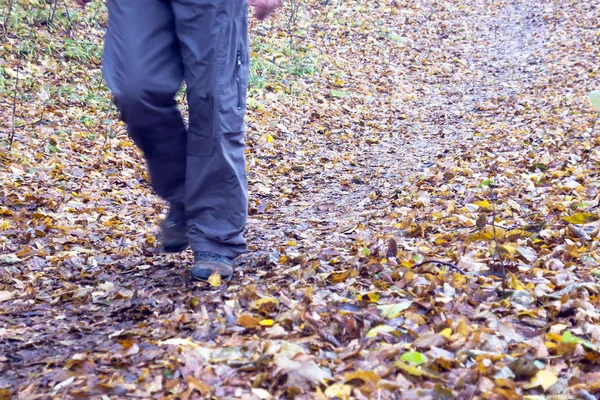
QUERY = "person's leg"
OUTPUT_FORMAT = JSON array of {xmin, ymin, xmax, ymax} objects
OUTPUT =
[
  {"xmin": 171, "ymin": 0, "xmax": 249, "ymax": 275},
  {"xmin": 103, "ymin": 0, "xmax": 189, "ymax": 252},
  {"xmin": 103, "ymin": 0, "xmax": 187, "ymax": 213}
]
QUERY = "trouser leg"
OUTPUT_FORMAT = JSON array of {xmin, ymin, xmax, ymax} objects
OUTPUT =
[
  {"xmin": 102, "ymin": 0, "xmax": 186, "ymax": 206},
  {"xmin": 172, "ymin": 0, "xmax": 249, "ymax": 258}
]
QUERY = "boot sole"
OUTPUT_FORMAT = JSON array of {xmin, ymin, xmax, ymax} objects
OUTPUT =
[
  {"xmin": 163, "ymin": 240, "xmax": 189, "ymax": 253},
  {"xmin": 191, "ymin": 272, "xmax": 233, "ymax": 281}
]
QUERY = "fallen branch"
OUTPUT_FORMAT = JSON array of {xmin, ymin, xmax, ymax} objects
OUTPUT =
[
  {"xmin": 412, "ymin": 260, "xmax": 466, "ymax": 275},
  {"xmin": 8, "ymin": 47, "xmax": 21, "ymax": 148},
  {"xmin": 490, "ymin": 190, "xmax": 507, "ymax": 297},
  {"xmin": 15, "ymin": 118, "xmax": 45, "ymax": 129}
]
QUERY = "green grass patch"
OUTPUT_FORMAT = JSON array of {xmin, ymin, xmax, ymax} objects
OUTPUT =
[
  {"xmin": 62, "ymin": 39, "xmax": 102, "ymax": 63},
  {"xmin": 249, "ymin": 38, "xmax": 319, "ymax": 92}
]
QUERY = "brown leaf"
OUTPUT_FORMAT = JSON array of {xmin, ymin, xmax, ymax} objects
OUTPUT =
[
  {"xmin": 0, "ymin": 389, "xmax": 12, "ymax": 400},
  {"xmin": 181, "ymin": 376, "xmax": 211, "ymax": 400},
  {"xmin": 238, "ymin": 314, "xmax": 261, "ymax": 329},
  {"xmin": 387, "ymin": 238, "xmax": 398, "ymax": 257},
  {"xmin": 508, "ymin": 358, "xmax": 539, "ymax": 380},
  {"xmin": 327, "ymin": 269, "xmax": 351, "ymax": 283}
]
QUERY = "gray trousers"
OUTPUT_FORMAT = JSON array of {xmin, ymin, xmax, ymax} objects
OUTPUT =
[{"xmin": 102, "ymin": 0, "xmax": 249, "ymax": 258}]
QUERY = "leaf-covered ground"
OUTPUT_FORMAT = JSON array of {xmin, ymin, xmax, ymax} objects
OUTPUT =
[{"xmin": 1, "ymin": 0, "xmax": 600, "ymax": 398}]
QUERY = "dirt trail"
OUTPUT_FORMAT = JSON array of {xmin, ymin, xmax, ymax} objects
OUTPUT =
[{"xmin": 247, "ymin": 0, "xmax": 549, "ymax": 264}]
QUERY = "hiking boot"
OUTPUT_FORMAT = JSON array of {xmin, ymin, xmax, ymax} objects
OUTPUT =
[
  {"xmin": 160, "ymin": 203, "xmax": 188, "ymax": 253},
  {"xmin": 190, "ymin": 251, "xmax": 234, "ymax": 281}
]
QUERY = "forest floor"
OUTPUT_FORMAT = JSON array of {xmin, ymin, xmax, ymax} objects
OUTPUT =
[{"xmin": 1, "ymin": 0, "xmax": 600, "ymax": 399}]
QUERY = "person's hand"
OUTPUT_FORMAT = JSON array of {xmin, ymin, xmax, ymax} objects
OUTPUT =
[
  {"xmin": 74, "ymin": 0, "xmax": 92, "ymax": 8},
  {"xmin": 249, "ymin": 0, "xmax": 282, "ymax": 20}
]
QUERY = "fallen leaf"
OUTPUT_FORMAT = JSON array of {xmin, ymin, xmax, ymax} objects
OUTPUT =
[
  {"xmin": 275, "ymin": 357, "xmax": 332, "ymax": 382},
  {"xmin": 208, "ymin": 272, "xmax": 222, "ymax": 287},
  {"xmin": 525, "ymin": 370, "xmax": 558, "ymax": 391},
  {"xmin": 400, "ymin": 351, "xmax": 427, "ymax": 365},
  {"xmin": 563, "ymin": 212, "xmax": 595, "ymax": 225},
  {"xmin": 182, "ymin": 376, "xmax": 211, "ymax": 400},
  {"xmin": 588, "ymin": 90, "xmax": 600, "ymax": 110},
  {"xmin": 324, "ymin": 383, "xmax": 352, "ymax": 399},
  {"xmin": 366, "ymin": 325, "xmax": 397, "ymax": 338},
  {"xmin": 0, "ymin": 254, "xmax": 20, "ymax": 264},
  {"xmin": 0, "ymin": 291, "xmax": 14, "ymax": 303},
  {"xmin": 395, "ymin": 361, "xmax": 445, "ymax": 381},
  {"xmin": 377, "ymin": 301, "xmax": 413, "ymax": 319},
  {"xmin": 509, "ymin": 358, "xmax": 539, "ymax": 379},
  {"xmin": 327, "ymin": 269, "xmax": 351, "ymax": 283},
  {"xmin": 387, "ymin": 238, "xmax": 398, "ymax": 257},
  {"xmin": 238, "ymin": 314, "xmax": 261, "ymax": 329}
]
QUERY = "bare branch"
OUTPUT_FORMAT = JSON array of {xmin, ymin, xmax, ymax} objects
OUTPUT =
[
  {"xmin": 8, "ymin": 46, "xmax": 22, "ymax": 149},
  {"xmin": 490, "ymin": 189, "xmax": 507, "ymax": 297},
  {"xmin": 412, "ymin": 260, "xmax": 466, "ymax": 275}
]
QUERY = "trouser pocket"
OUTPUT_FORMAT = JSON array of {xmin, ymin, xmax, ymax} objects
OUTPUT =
[
  {"xmin": 215, "ymin": 13, "xmax": 249, "ymax": 135},
  {"xmin": 236, "ymin": 50, "xmax": 243, "ymax": 111}
]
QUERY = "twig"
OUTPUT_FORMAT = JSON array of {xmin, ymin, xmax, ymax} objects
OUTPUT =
[
  {"xmin": 103, "ymin": 101, "xmax": 115, "ymax": 148},
  {"xmin": 15, "ymin": 118, "xmax": 45, "ymax": 130},
  {"xmin": 48, "ymin": 0, "xmax": 59, "ymax": 29},
  {"xmin": 62, "ymin": 0, "xmax": 74, "ymax": 37},
  {"xmin": 490, "ymin": 189, "xmax": 506, "ymax": 297},
  {"xmin": 412, "ymin": 260, "xmax": 466, "ymax": 275},
  {"xmin": 8, "ymin": 46, "xmax": 22, "ymax": 148},
  {"xmin": 2, "ymin": 0, "xmax": 14, "ymax": 35},
  {"xmin": 287, "ymin": 0, "xmax": 299, "ymax": 51}
]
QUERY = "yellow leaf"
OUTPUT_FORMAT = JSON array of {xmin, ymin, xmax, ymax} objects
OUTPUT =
[
  {"xmin": 328, "ymin": 269, "xmax": 351, "ymax": 283},
  {"xmin": 267, "ymin": 134, "xmax": 274, "ymax": 143},
  {"xmin": 238, "ymin": 314, "xmax": 260, "ymax": 329},
  {"xmin": 506, "ymin": 229, "xmax": 532, "ymax": 240},
  {"xmin": 466, "ymin": 229, "xmax": 494, "ymax": 243},
  {"xmin": 456, "ymin": 320, "xmax": 471, "ymax": 337},
  {"xmin": 395, "ymin": 361, "xmax": 445, "ymax": 381},
  {"xmin": 545, "ymin": 332, "xmax": 563, "ymax": 343},
  {"xmin": 259, "ymin": 319, "xmax": 274, "ymax": 326},
  {"xmin": 440, "ymin": 328, "xmax": 452, "ymax": 338},
  {"xmin": 377, "ymin": 300, "xmax": 413, "ymax": 319},
  {"xmin": 507, "ymin": 273, "xmax": 526, "ymax": 290},
  {"xmin": 366, "ymin": 325, "xmax": 396, "ymax": 338},
  {"xmin": 208, "ymin": 272, "xmax": 222, "ymax": 287},
  {"xmin": 344, "ymin": 370, "xmax": 381, "ymax": 385},
  {"xmin": 517, "ymin": 311, "xmax": 538, "ymax": 318},
  {"xmin": 357, "ymin": 292, "xmax": 380, "ymax": 303},
  {"xmin": 563, "ymin": 212, "xmax": 595, "ymax": 225},
  {"xmin": 255, "ymin": 297, "xmax": 279, "ymax": 307},
  {"xmin": 525, "ymin": 370, "xmax": 558, "ymax": 391},
  {"xmin": 500, "ymin": 243, "xmax": 517, "ymax": 256},
  {"xmin": 474, "ymin": 200, "xmax": 491, "ymax": 209},
  {"xmin": 324, "ymin": 384, "xmax": 352, "ymax": 399}
]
